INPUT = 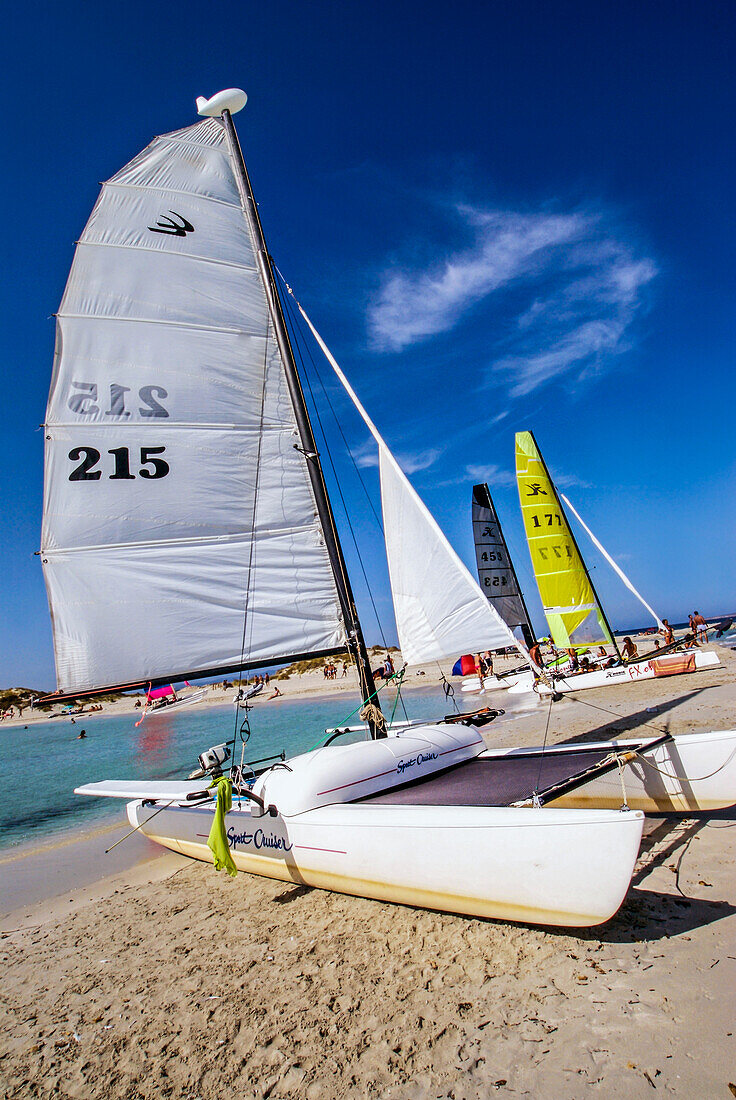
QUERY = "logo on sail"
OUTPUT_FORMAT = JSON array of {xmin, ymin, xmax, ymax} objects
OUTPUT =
[
  {"xmin": 148, "ymin": 211, "xmax": 195, "ymax": 237},
  {"xmin": 525, "ymin": 483, "xmax": 548, "ymax": 497}
]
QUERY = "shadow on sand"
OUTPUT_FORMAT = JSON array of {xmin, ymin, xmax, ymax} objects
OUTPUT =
[
  {"xmin": 569, "ymin": 810, "xmax": 736, "ymax": 944},
  {"xmin": 555, "ymin": 688, "xmax": 707, "ymax": 746}
]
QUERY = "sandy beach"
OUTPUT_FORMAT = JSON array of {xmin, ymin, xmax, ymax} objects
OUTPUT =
[{"xmin": 1, "ymin": 643, "xmax": 734, "ymax": 1098}]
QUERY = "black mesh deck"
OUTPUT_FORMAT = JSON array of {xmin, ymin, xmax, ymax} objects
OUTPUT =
[{"xmin": 357, "ymin": 745, "xmax": 615, "ymax": 807}]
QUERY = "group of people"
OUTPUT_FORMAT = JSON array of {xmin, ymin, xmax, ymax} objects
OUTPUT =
[
  {"xmin": 323, "ymin": 661, "xmax": 347, "ymax": 680},
  {"xmin": 372, "ymin": 654, "xmax": 396, "ymax": 680}
]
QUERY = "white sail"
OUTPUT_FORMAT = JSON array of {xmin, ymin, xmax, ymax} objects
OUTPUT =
[
  {"xmin": 293, "ymin": 304, "xmax": 520, "ymax": 666},
  {"xmin": 42, "ymin": 119, "xmax": 344, "ymax": 693},
  {"xmin": 560, "ymin": 494, "xmax": 665, "ymax": 632}
]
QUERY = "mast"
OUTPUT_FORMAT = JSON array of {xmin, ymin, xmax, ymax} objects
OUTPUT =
[
  {"xmin": 470, "ymin": 486, "xmax": 534, "ymax": 646},
  {"xmin": 528, "ymin": 432, "xmax": 621, "ymax": 661},
  {"xmin": 216, "ymin": 100, "xmax": 383, "ymax": 735}
]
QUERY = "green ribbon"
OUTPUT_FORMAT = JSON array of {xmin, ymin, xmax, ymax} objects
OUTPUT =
[{"xmin": 207, "ymin": 776, "xmax": 237, "ymax": 877}]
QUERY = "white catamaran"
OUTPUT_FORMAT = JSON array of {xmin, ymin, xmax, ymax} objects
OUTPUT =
[
  {"xmin": 505, "ymin": 431, "xmax": 720, "ymax": 695},
  {"xmin": 41, "ymin": 89, "xmax": 735, "ymax": 928}
]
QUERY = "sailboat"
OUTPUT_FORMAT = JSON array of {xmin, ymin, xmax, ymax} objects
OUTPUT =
[
  {"xmin": 137, "ymin": 682, "xmax": 208, "ymax": 722},
  {"xmin": 507, "ymin": 431, "xmax": 720, "ymax": 695},
  {"xmin": 462, "ymin": 482, "xmax": 538, "ymax": 691},
  {"xmin": 38, "ymin": 89, "xmax": 729, "ymax": 927}
]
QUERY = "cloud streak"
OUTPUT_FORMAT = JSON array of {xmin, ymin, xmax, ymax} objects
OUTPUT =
[
  {"xmin": 352, "ymin": 439, "xmax": 443, "ymax": 475},
  {"xmin": 367, "ymin": 202, "xmax": 656, "ymax": 397}
]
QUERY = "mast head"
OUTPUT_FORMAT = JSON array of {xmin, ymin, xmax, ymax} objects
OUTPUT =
[{"xmin": 196, "ymin": 88, "xmax": 247, "ymax": 117}]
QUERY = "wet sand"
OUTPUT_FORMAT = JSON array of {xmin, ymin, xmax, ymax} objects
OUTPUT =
[{"xmin": 1, "ymin": 644, "xmax": 734, "ymax": 1097}]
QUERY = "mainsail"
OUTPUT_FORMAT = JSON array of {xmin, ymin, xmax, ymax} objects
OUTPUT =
[
  {"xmin": 515, "ymin": 431, "xmax": 612, "ymax": 649},
  {"xmin": 42, "ymin": 118, "xmax": 345, "ymax": 693},
  {"xmin": 472, "ymin": 483, "xmax": 535, "ymax": 647}
]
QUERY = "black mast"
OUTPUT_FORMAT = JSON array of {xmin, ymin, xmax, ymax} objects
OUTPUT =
[
  {"xmin": 527, "ymin": 431, "xmax": 621, "ymax": 661},
  {"xmin": 221, "ymin": 108, "xmax": 383, "ymax": 736}
]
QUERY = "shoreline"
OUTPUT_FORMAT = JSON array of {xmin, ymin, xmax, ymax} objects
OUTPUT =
[
  {"xmin": 1, "ymin": 628, "xmax": 728, "ymax": 733},
  {"xmin": 2, "ymin": 643, "xmax": 733, "ymax": 920},
  {"xmin": 0, "ymin": 820, "xmax": 182, "ymax": 927}
]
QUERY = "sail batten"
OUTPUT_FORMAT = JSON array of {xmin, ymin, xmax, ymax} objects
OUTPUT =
[{"xmin": 42, "ymin": 118, "xmax": 345, "ymax": 693}]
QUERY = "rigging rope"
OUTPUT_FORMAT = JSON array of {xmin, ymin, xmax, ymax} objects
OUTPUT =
[
  {"xmin": 230, "ymin": 311, "xmax": 271, "ymax": 754},
  {"xmin": 534, "ymin": 691, "xmax": 556, "ymax": 795},
  {"xmin": 306, "ymin": 668, "xmax": 405, "ymax": 751},
  {"xmin": 279, "ymin": 273, "xmax": 409, "ymax": 724}
]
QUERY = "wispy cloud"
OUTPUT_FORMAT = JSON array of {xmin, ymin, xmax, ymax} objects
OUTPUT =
[
  {"xmin": 464, "ymin": 463, "xmax": 516, "ymax": 487},
  {"xmin": 550, "ymin": 471, "xmax": 592, "ymax": 490},
  {"xmin": 352, "ymin": 439, "xmax": 443, "ymax": 475},
  {"xmin": 435, "ymin": 462, "xmax": 516, "ymax": 488},
  {"xmin": 367, "ymin": 202, "xmax": 656, "ymax": 398}
]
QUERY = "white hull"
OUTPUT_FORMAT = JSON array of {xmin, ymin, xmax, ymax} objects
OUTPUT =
[
  {"xmin": 460, "ymin": 671, "xmax": 528, "ymax": 692},
  {"xmin": 507, "ymin": 650, "xmax": 720, "ymax": 695},
  {"xmin": 481, "ymin": 728, "xmax": 736, "ymax": 813},
  {"xmin": 141, "ymin": 688, "xmax": 208, "ymax": 718},
  {"xmin": 128, "ymin": 798, "xmax": 643, "ymax": 927},
  {"xmin": 77, "ymin": 724, "xmax": 736, "ymax": 928}
]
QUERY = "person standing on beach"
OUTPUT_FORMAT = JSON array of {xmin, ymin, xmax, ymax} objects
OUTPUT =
[
  {"xmin": 622, "ymin": 637, "xmax": 639, "ymax": 661},
  {"xmin": 693, "ymin": 612, "xmax": 708, "ymax": 644},
  {"xmin": 661, "ymin": 619, "xmax": 674, "ymax": 646}
]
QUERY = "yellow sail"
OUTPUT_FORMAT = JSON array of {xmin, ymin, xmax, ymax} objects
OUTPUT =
[{"xmin": 515, "ymin": 431, "xmax": 611, "ymax": 649}]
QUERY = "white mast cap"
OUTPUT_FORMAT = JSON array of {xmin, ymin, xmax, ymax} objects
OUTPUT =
[{"xmin": 196, "ymin": 88, "xmax": 247, "ymax": 117}]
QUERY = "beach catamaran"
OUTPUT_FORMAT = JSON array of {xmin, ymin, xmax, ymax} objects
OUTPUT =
[
  {"xmin": 506, "ymin": 431, "xmax": 720, "ymax": 695},
  {"xmin": 40, "ymin": 89, "xmax": 736, "ymax": 927}
]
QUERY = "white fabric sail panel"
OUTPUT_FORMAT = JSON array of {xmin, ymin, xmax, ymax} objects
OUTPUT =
[
  {"xmin": 48, "ymin": 319, "xmax": 284, "ymax": 428},
  {"xmin": 292, "ymin": 302, "xmax": 520, "ymax": 666},
  {"xmin": 42, "ymin": 118, "xmax": 344, "ymax": 692},
  {"xmin": 560, "ymin": 494, "xmax": 665, "ymax": 631},
  {"xmin": 379, "ymin": 448, "xmax": 518, "ymax": 665},
  {"xmin": 44, "ymin": 532, "xmax": 343, "ymax": 692}
]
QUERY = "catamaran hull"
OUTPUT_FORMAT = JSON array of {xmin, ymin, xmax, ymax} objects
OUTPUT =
[
  {"xmin": 507, "ymin": 650, "xmax": 720, "ymax": 695},
  {"xmin": 142, "ymin": 689, "xmax": 208, "ymax": 718},
  {"xmin": 481, "ymin": 729, "xmax": 736, "ymax": 812},
  {"xmin": 128, "ymin": 799, "xmax": 644, "ymax": 927},
  {"xmin": 461, "ymin": 672, "xmax": 528, "ymax": 692}
]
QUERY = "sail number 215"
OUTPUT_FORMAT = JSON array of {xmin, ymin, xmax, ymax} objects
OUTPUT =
[{"xmin": 68, "ymin": 446, "xmax": 169, "ymax": 481}]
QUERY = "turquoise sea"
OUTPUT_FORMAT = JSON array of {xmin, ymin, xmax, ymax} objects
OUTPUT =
[{"xmin": 0, "ymin": 685, "xmax": 458, "ymax": 852}]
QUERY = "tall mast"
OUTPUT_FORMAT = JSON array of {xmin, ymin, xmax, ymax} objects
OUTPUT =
[
  {"xmin": 212, "ymin": 95, "xmax": 383, "ymax": 735},
  {"xmin": 528, "ymin": 431, "xmax": 621, "ymax": 660}
]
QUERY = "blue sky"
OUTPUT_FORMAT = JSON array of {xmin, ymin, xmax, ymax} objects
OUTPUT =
[{"xmin": 2, "ymin": 0, "xmax": 734, "ymax": 688}]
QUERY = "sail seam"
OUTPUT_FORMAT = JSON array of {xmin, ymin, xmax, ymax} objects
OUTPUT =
[
  {"xmin": 56, "ymin": 313, "xmax": 261, "ymax": 336},
  {"xmin": 42, "ymin": 524, "xmax": 324, "ymax": 556},
  {"xmin": 150, "ymin": 129, "xmax": 226, "ymax": 151},
  {"xmin": 544, "ymin": 603, "xmax": 600, "ymax": 613},
  {"xmin": 75, "ymin": 239, "xmax": 258, "ymax": 274},
  {"xmin": 101, "ymin": 181, "xmax": 240, "ymax": 208},
  {"xmin": 45, "ymin": 420, "xmax": 290, "ymax": 432}
]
